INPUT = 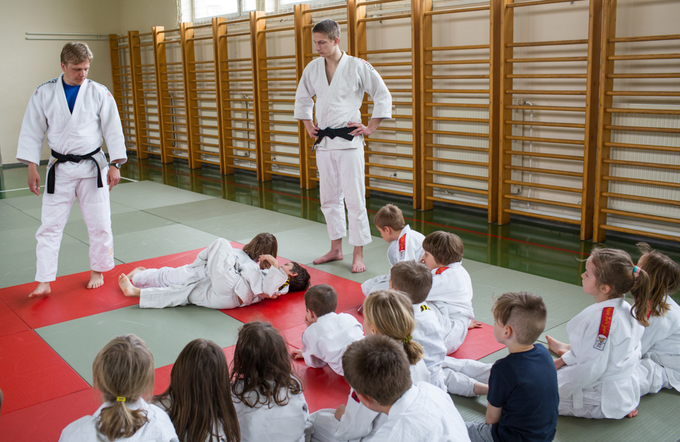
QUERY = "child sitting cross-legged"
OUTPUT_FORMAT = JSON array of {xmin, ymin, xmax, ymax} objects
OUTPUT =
[
  {"xmin": 361, "ymin": 204, "xmax": 425, "ymax": 296},
  {"xmin": 421, "ymin": 231, "xmax": 480, "ymax": 354},
  {"xmin": 342, "ymin": 334, "xmax": 470, "ymax": 442},
  {"xmin": 118, "ymin": 234, "xmax": 310, "ymax": 310},
  {"xmin": 292, "ymin": 284, "xmax": 364, "ymax": 375},
  {"xmin": 465, "ymin": 292, "xmax": 558, "ymax": 442}
]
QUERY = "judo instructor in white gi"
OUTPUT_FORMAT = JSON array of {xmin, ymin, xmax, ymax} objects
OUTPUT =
[
  {"xmin": 295, "ymin": 19, "xmax": 391, "ymax": 273},
  {"xmin": 17, "ymin": 42, "xmax": 127, "ymax": 298}
]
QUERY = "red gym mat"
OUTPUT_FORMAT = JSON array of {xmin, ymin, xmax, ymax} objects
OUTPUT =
[
  {"xmin": 450, "ymin": 323, "xmax": 505, "ymax": 360},
  {"xmin": 0, "ymin": 330, "xmax": 91, "ymax": 414},
  {"xmin": 0, "ymin": 388, "xmax": 100, "ymax": 442},
  {"xmin": 293, "ymin": 358, "xmax": 351, "ymax": 412},
  {"xmin": 0, "ymin": 299, "xmax": 30, "ymax": 337}
]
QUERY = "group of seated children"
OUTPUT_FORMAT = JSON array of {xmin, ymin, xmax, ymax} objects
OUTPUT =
[{"xmin": 94, "ymin": 204, "xmax": 679, "ymax": 441}]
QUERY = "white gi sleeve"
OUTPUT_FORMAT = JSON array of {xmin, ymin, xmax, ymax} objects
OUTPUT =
[
  {"xmin": 335, "ymin": 388, "xmax": 382, "ymax": 440},
  {"xmin": 357, "ymin": 60, "xmax": 392, "ymax": 119},
  {"xmin": 559, "ymin": 312, "xmax": 611, "ymax": 397},
  {"xmin": 301, "ymin": 325, "xmax": 328, "ymax": 369},
  {"xmin": 294, "ymin": 67, "xmax": 316, "ymax": 121},
  {"xmin": 97, "ymin": 85, "xmax": 127, "ymax": 163},
  {"xmin": 17, "ymin": 90, "xmax": 48, "ymax": 165},
  {"xmin": 261, "ymin": 267, "xmax": 289, "ymax": 297}
]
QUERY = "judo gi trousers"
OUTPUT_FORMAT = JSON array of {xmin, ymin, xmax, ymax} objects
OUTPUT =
[
  {"xmin": 442, "ymin": 357, "xmax": 491, "ymax": 397},
  {"xmin": 35, "ymin": 174, "xmax": 113, "ymax": 282},
  {"xmin": 316, "ymin": 147, "xmax": 372, "ymax": 247}
]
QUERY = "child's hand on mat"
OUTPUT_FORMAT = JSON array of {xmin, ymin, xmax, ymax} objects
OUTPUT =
[
  {"xmin": 263, "ymin": 291, "xmax": 281, "ymax": 300},
  {"xmin": 259, "ymin": 254, "xmax": 279, "ymax": 270},
  {"xmin": 468, "ymin": 319, "xmax": 483, "ymax": 329},
  {"xmin": 291, "ymin": 349, "xmax": 303, "ymax": 359}
]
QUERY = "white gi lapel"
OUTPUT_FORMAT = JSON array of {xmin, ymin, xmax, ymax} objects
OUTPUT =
[
  {"xmin": 54, "ymin": 74, "xmax": 89, "ymax": 153},
  {"xmin": 318, "ymin": 52, "xmax": 348, "ymax": 128}
]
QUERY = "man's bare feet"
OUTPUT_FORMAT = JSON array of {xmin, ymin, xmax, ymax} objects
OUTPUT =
[
  {"xmin": 127, "ymin": 267, "xmax": 146, "ymax": 280},
  {"xmin": 626, "ymin": 409, "xmax": 638, "ymax": 418},
  {"xmin": 546, "ymin": 335, "xmax": 570, "ymax": 357},
  {"xmin": 313, "ymin": 239, "xmax": 344, "ymax": 265},
  {"xmin": 468, "ymin": 319, "xmax": 483, "ymax": 330},
  {"xmin": 28, "ymin": 282, "xmax": 51, "ymax": 298},
  {"xmin": 351, "ymin": 246, "xmax": 365, "ymax": 273},
  {"xmin": 118, "ymin": 274, "xmax": 141, "ymax": 297},
  {"xmin": 87, "ymin": 271, "xmax": 104, "ymax": 289}
]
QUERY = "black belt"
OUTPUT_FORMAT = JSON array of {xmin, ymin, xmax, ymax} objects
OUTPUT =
[
  {"xmin": 314, "ymin": 126, "xmax": 355, "ymax": 147},
  {"xmin": 47, "ymin": 147, "xmax": 103, "ymax": 194}
]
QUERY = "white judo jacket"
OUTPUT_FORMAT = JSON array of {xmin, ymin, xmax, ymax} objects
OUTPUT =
[
  {"xmin": 558, "ymin": 297, "xmax": 644, "ymax": 419},
  {"xmin": 17, "ymin": 74, "xmax": 127, "ymax": 177},
  {"xmin": 301, "ymin": 312, "xmax": 364, "ymax": 376},
  {"xmin": 639, "ymin": 297, "xmax": 680, "ymax": 392},
  {"xmin": 294, "ymin": 52, "xmax": 392, "ymax": 150}
]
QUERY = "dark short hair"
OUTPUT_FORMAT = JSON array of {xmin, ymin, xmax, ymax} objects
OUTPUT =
[
  {"xmin": 312, "ymin": 19, "xmax": 341, "ymax": 41},
  {"xmin": 390, "ymin": 261, "xmax": 432, "ymax": 304},
  {"xmin": 493, "ymin": 292, "xmax": 547, "ymax": 345},
  {"xmin": 287, "ymin": 263, "xmax": 311, "ymax": 292},
  {"xmin": 374, "ymin": 204, "xmax": 406, "ymax": 231},
  {"xmin": 304, "ymin": 284, "xmax": 337, "ymax": 317},
  {"xmin": 422, "ymin": 231, "xmax": 464, "ymax": 265},
  {"xmin": 342, "ymin": 335, "xmax": 411, "ymax": 406}
]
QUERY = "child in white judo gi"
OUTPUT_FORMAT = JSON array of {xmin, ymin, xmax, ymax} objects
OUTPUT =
[
  {"xmin": 58, "ymin": 334, "xmax": 179, "ymax": 442},
  {"xmin": 309, "ymin": 289, "xmax": 431, "ymax": 442},
  {"xmin": 632, "ymin": 242, "xmax": 680, "ymax": 396},
  {"xmin": 117, "ymin": 234, "xmax": 310, "ymax": 310},
  {"xmin": 341, "ymin": 335, "xmax": 470, "ymax": 442},
  {"xmin": 390, "ymin": 260, "xmax": 488, "ymax": 397},
  {"xmin": 292, "ymin": 284, "xmax": 364, "ymax": 376},
  {"xmin": 154, "ymin": 339, "xmax": 240, "ymax": 442},
  {"xmin": 231, "ymin": 322, "xmax": 312, "ymax": 442},
  {"xmin": 546, "ymin": 247, "xmax": 652, "ymax": 419},
  {"xmin": 465, "ymin": 292, "xmax": 558, "ymax": 442},
  {"xmin": 361, "ymin": 204, "xmax": 425, "ymax": 296},
  {"xmin": 17, "ymin": 42, "xmax": 127, "ymax": 298},
  {"xmin": 421, "ymin": 231, "xmax": 479, "ymax": 353},
  {"xmin": 294, "ymin": 18, "xmax": 392, "ymax": 274}
]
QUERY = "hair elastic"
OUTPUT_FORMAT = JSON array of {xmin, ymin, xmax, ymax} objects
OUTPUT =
[
  {"xmin": 116, "ymin": 397, "xmax": 126, "ymax": 402},
  {"xmin": 401, "ymin": 335, "xmax": 412, "ymax": 345},
  {"xmin": 633, "ymin": 266, "xmax": 641, "ymax": 275}
]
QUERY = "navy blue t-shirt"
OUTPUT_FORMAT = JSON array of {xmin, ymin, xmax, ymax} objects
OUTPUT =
[
  {"xmin": 62, "ymin": 79, "xmax": 80, "ymax": 113},
  {"xmin": 488, "ymin": 345, "xmax": 559, "ymax": 442}
]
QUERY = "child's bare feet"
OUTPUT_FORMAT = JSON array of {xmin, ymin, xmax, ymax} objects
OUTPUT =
[
  {"xmin": 87, "ymin": 271, "xmax": 104, "ymax": 289},
  {"xmin": 118, "ymin": 274, "xmax": 141, "ymax": 297},
  {"xmin": 313, "ymin": 250, "xmax": 343, "ymax": 265},
  {"xmin": 352, "ymin": 247, "xmax": 365, "ymax": 273},
  {"xmin": 546, "ymin": 335, "xmax": 570, "ymax": 357},
  {"xmin": 626, "ymin": 409, "xmax": 639, "ymax": 418},
  {"xmin": 468, "ymin": 319, "xmax": 483, "ymax": 329},
  {"xmin": 127, "ymin": 267, "xmax": 146, "ymax": 280},
  {"xmin": 28, "ymin": 282, "xmax": 51, "ymax": 298}
]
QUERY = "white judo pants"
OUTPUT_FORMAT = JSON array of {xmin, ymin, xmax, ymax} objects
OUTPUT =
[
  {"xmin": 636, "ymin": 355, "xmax": 678, "ymax": 396},
  {"xmin": 35, "ymin": 174, "xmax": 113, "ymax": 282},
  {"xmin": 444, "ymin": 315, "xmax": 471, "ymax": 354},
  {"xmin": 442, "ymin": 356, "xmax": 491, "ymax": 397},
  {"xmin": 316, "ymin": 147, "xmax": 372, "ymax": 247},
  {"xmin": 132, "ymin": 265, "xmax": 205, "ymax": 289}
]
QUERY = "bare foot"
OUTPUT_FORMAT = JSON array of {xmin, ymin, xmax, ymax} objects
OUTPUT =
[
  {"xmin": 87, "ymin": 271, "xmax": 104, "ymax": 289},
  {"xmin": 118, "ymin": 274, "xmax": 141, "ymax": 297},
  {"xmin": 468, "ymin": 319, "xmax": 483, "ymax": 330},
  {"xmin": 626, "ymin": 409, "xmax": 638, "ymax": 418},
  {"xmin": 546, "ymin": 335, "xmax": 570, "ymax": 357},
  {"xmin": 351, "ymin": 246, "xmax": 365, "ymax": 273},
  {"xmin": 29, "ymin": 282, "xmax": 51, "ymax": 298},
  {"xmin": 313, "ymin": 249, "xmax": 343, "ymax": 265},
  {"xmin": 127, "ymin": 267, "xmax": 146, "ymax": 280}
]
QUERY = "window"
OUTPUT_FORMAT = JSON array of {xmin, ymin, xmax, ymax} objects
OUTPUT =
[{"xmin": 180, "ymin": 0, "xmax": 341, "ymax": 23}]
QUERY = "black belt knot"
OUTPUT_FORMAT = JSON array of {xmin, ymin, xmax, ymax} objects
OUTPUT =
[
  {"xmin": 47, "ymin": 147, "xmax": 103, "ymax": 194},
  {"xmin": 314, "ymin": 126, "xmax": 355, "ymax": 147}
]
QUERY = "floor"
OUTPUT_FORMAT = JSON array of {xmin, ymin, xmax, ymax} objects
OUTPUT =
[{"xmin": 0, "ymin": 157, "xmax": 679, "ymax": 441}]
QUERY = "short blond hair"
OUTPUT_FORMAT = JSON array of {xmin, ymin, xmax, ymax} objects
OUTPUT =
[{"xmin": 61, "ymin": 42, "xmax": 93, "ymax": 65}]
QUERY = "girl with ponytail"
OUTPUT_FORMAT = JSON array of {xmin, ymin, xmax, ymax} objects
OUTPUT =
[{"xmin": 59, "ymin": 334, "xmax": 178, "ymax": 442}]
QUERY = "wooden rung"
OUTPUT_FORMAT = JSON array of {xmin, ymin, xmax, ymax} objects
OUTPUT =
[
  {"xmin": 609, "ymin": 34, "xmax": 680, "ymax": 44},
  {"xmin": 262, "ymin": 109, "xmax": 294, "ymax": 114},
  {"xmin": 426, "ymin": 116, "xmax": 490, "ymax": 123},
  {"xmin": 505, "ymin": 194, "xmax": 581, "ymax": 209},
  {"xmin": 426, "ymin": 59, "xmax": 489, "ymax": 65},
  {"xmin": 365, "ymin": 162, "xmax": 412, "ymax": 172},
  {"xmin": 264, "ymin": 160, "xmax": 300, "ymax": 168},
  {"xmin": 606, "ymin": 91, "xmax": 680, "ymax": 97},
  {"xmin": 506, "ymin": 120, "xmax": 585, "ymax": 129},
  {"xmin": 260, "ymin": 76, "xmax": 296, "ymax": 81},
  {"xmin": 262, "ymin": 129, "xmax": 298, "ymax": 136},
  {"xmin": 259, "ymin": 66, "xmax": 297, "ymax": 71},
  {"xmin": 507, "ymin": 105, "xmax": 585, "ymax": 112},
  {"xmin": 262, "ymin": 88, "xmax": 298, "ymax": 92},
  {"xmin": 366, "ymin": 151, "xmax": 413, "ymax": 159},
  {"xmin": 506, "ymin": 133, "xmax": 584, "ymax": 145},
  {"xmin": 365, "ymin": 138, "xmax": 413, "ymax": 146},
  {"xmin": 425, "ymin": 143, "xmax": 488, "ymax": 153},
  {"xmin": 301, "ymin": 3, "xmax": 347, "ymax": 14},
  {"xmin": 224, "ymin": 126, "xmax": 255, "ymax": 132},
  {"xmin": 366, "ymin": 62, "xmax": 412, "ymax": 67},
  {"xmin": 607, "ymin": 73, "xmax": 680, "ymax": 79},
  {"xmin": 426, "ymin": 103, "xmax": 489, "ymax": 109},
  {"xmin": 259, "ymin": 99, "xmax": 295, "ymax": 103},
  {"xmin": 504, "ymin": 150, "xmax": 583, "ymax": 161},
  {"xmin": 425, "ymin": 181, "xmax": 487, "ymax": 195},
  {"xmin": 506, "ymin": 0, "xmax": 586, "ymax": 8},
  {"xmin": 261, "ymin": 140, "xmax": 299, "ymax": 146},
  {"xmin": 195, "ymin": 142, "xmax": 220, "ymax": 148},
  {"xmin": 601, "ymin": 208, "xmax": 680, "ymax": 225},
  {"xmin": 261, "ymin": 119, "xmax": 296, "ymax": 125},
  {"xmin": 266, "ymin": 151, "xmax": 300, "ymax": 158},
  {"xmin": 223, "ymin": 97, "xmax": 254, "ymax": 102},
  {"xmin": 426, "ymin": 195, "xmax": 487, "ymax": 209},
  {"xmin": 603, "ymin": 175, "xmax": 680, "ymax": 189},
  {"xmin": 602, "ymin": 192, "xmax": 680, "ymax": 207},
  {"xmin": 258, "ymin": 26, "xmax": 295, "ymax": 34},
  {"xmin": 603, "ymin": 159, "xmax": 680, "ymax": 171},
  {"xmin": 605, "ymin": 125, "xmax": 680, "ymax": 134},
  {"xmin": 507, "ymin": 39, "xmax": 588, "ymax": 48},
  {"xmin": 504, "ymin": 165, "xmax": 583, "ymax": 178},
  {"xmin": 424, "ymin": 6, "xmax": 491, "ymax": 16},
  {"xmin": 165, "ymin": 138, "xmax": 187, "ymax": 145},
  {"xmin": 424, "ymin": 157, "xmax": 487, "ymax": 167},
  {"xmin": 426, "ymin": 44, "xmax": 490, "ymax": 52},
  {"xmin": 600, "ymin": 225, "xmax": 679, "ymax": 242},
  {"xmin": 506, "ymin": 89, "xmax": 586, "ymax": 96},
  {"xmin": 360, "ymin": 48, "xmax": 412, "ymax": 55},
  {"xmin": 222, "ymin": 57, "xmax": 252, "ymax": 63},
  {"xmin": 608, "ymin": 53, "xmax": 680, "ymax": 61},
  {"xmin": 358, "ymin": 13, "xmax": 411, "ymax": 24},
  {"xmin": 426, "ymin": 130, "xmax": 488, "ymax": 138},
  {"xmin": 186, "ymin": 35, "xmax": 212, "ymax": 42},
  {"xmin": 506, "ymin": 74, "xmax": 587, "ymax": 79},
  {"xmin": 259, "ymin": 55, "xmax": 296, "ymax": 61},
  {"xmin": 506, "ymin": 56, "xmax": 588, "ymax": 63},
  {"xmin": 223, "ymin": 136, "xmax": 255, "ymax": 142},
  {"xmin": 165, "ymin": 129, "xmax": 186, "ymax": 134},
  {"xmin": 426, "ymin": 89, "xmax": 490, "ymax": 94},
  {"xmin": 603, "ymin": 142, "xmax": 679, "ymax": 153},
  {"xmin": 220, "ymin": 31, "xmax": 250, "ymax": 38},
  {"xmin": 606, "ymin": 107, "xmax": 680, "ymax": 116},
  {"xmin": 425, "ymin": 169, "xmax": 488, "ymax": 181},
  {"xmin": 365, "ymin": 173, "xmax": 413, "ymax": 185},
  {"xmin": 426, "ymin": 75, "xmax": 490, "ymax": 80},
  {"xmin": 503, "ymin": 179, "xmax": 582, "ymax": 194}
]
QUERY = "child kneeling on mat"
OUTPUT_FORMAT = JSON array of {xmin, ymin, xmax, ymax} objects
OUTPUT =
[{"xmin": 118, "ymin": 234, "xmax": 310, "ymax": 309}]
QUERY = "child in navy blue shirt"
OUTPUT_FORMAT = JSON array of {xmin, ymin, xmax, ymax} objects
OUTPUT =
[{"xmin": 466, "ymin": 292, "xmax": 558, "ymax": 442}]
